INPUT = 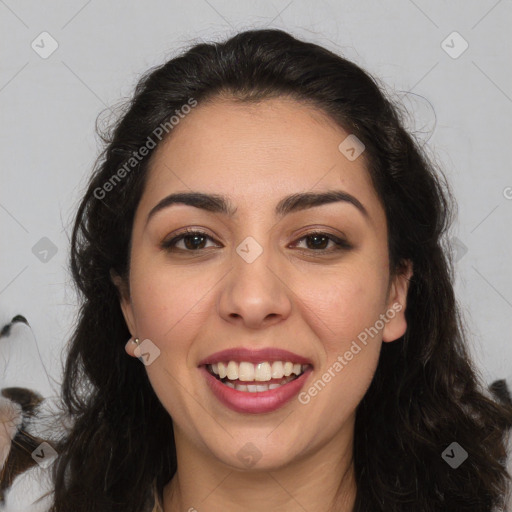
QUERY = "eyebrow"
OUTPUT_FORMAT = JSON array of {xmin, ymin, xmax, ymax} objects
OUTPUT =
[{"xmin": 145, "ymin": 190, "xmax": 369, "ymax": 227}]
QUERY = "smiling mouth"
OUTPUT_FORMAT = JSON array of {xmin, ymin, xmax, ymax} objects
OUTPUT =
[{"xmin": 205, "ymin": 361, "xmax": 310, "ymax": 392}]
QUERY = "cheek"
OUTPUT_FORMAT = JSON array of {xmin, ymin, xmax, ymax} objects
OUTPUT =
[
  {"xmin": 129, "ymin": 261, "xmax": 215, "ymax": 344},
  {"xmin": 294, "ymin": 268, "xmax": 387, "ymax": 430},
  {"xmin": 295, "ymin": 260, "xmax": 389, "ymax": 353},
  {"xmin": 128, "ymin": 265, "xmax": 214, "ymax": 417}
]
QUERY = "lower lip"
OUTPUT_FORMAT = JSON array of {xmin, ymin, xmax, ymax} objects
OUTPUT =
[{"xmin": 201, "ymin": 366, "xmax": 312, "ymax": 414}]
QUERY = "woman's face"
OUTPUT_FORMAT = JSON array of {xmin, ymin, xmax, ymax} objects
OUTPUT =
[{"xmin": 114, "ymin": 96, "xmax": 412, "ymax": 471}]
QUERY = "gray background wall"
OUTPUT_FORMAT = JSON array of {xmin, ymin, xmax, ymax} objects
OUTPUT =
[{"xmin": 1, "ymin": 0, "xmax": 511, "ymax": 399}]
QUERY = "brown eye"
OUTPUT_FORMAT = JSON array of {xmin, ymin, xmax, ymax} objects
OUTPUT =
[
  {"xmin": 160, "ymin": 229, "xmax": 219, "ymax": 252},
  {"xmin": 291, "ymin": 231, "xmax": 352, "ymax": 252}
]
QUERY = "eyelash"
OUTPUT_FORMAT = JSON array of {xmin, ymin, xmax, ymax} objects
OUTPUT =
[{"xmin": 160, "ymin": 228, "xmax": 352, "ymax": 254}]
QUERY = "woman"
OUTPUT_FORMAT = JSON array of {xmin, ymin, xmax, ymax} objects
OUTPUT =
[{"xmin": 48, "ymin": 28, "xmax": 512, "ymax": 511}]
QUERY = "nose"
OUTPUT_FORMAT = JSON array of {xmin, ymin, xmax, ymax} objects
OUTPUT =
[{"xmin": 217, "ymin": 245, "xmax": 292, "ymax": 330}]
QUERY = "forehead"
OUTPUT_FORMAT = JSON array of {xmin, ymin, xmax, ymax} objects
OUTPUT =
[{"xmin": 136, "ymin": 96, "xmax": 384, "ymax": 225}]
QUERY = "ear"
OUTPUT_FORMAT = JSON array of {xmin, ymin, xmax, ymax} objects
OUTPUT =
[
  {"xmin": 110, "ymin": 269, "xmax": 138, "ymax": 357},
  {"xmin": 382, "ymin": 259, "xmax": 413, "ymax": 343}
]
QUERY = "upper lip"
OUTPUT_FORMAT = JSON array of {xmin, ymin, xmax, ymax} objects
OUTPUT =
[{"xmin": 198, "ymin": 347, "xmax": 313, "ymax": 367}]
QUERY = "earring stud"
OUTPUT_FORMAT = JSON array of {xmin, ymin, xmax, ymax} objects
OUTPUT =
[{"xmin": 132, "ymin": 337, "xmax": 140, "ymax": 346}]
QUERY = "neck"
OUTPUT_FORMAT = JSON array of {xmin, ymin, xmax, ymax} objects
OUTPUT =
[{"xmin": 162, "ymin": 419, "xmax": 357, "ymax": 512}]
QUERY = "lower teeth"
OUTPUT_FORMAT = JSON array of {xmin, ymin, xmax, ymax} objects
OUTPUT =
[{"xmin": 220, "ymin": 374, "xmax": 298, "ymax": 392}]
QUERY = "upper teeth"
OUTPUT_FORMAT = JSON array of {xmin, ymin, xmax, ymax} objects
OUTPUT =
[{"xmin": 209, "ymin": 361, "xmax": 306, "ymax": 381}]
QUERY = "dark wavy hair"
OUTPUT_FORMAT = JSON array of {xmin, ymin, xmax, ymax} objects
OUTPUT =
[{"xmin": 49, "ymin": 28, "xmax": 512, "ymax": 511}]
